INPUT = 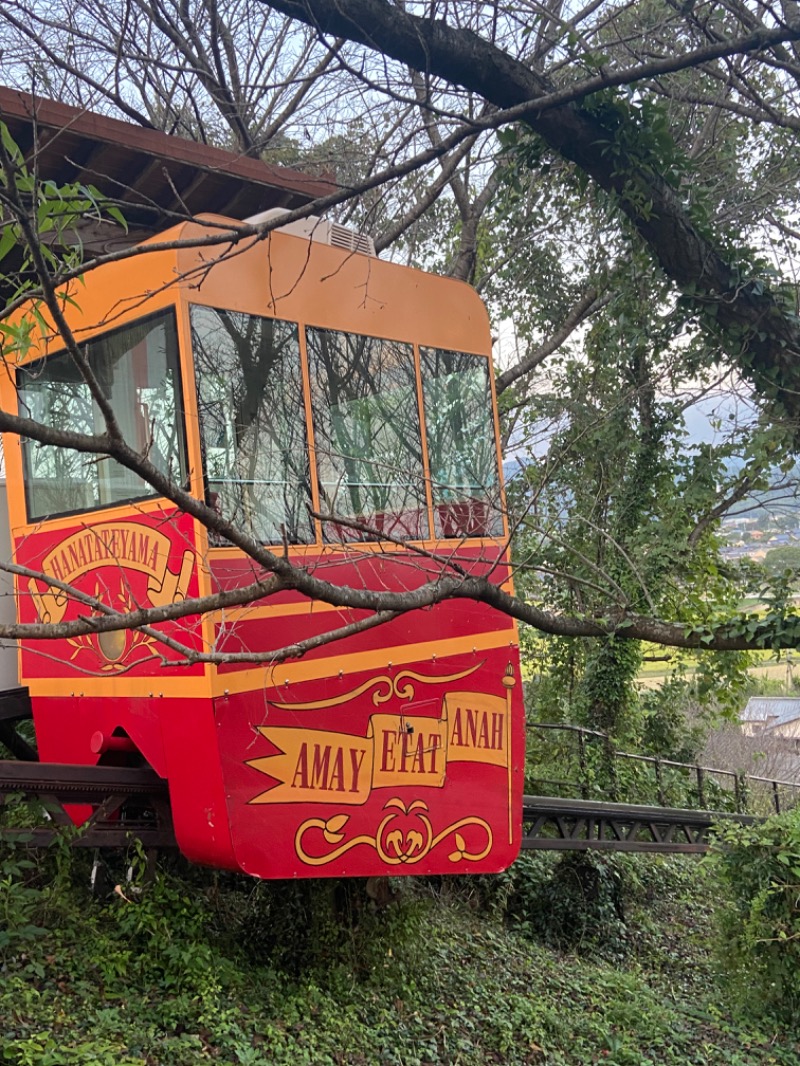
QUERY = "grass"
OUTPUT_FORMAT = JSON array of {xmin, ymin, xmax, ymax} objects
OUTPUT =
[
  {"xmin": 1, "ymin": 844, "xmax": 799, "ymax": 1065},
  {"xmin": 636, "ymin": 648, "xmax": 800, "ymax": 689}
]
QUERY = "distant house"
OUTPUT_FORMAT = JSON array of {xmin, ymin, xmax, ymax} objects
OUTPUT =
[{"xmin": 741, "ymin": 698, "xmax": 800, "ymax": 750}]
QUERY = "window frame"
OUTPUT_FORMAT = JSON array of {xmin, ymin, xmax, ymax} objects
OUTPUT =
[
  {"xmin": 186, "ymin": 304, "xmax": 504, "ymax": 550},
  {"xmin": 18, "ymin": 307, "xmax": 188, "ymax": 524}
]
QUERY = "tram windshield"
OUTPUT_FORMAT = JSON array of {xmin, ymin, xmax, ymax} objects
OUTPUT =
[
  {"xmin": 420, "ymin": 348, "xmax": 503, "ymax": 538},
  {"xmin": 19, "ymin": 310, "xmax": 185, "ymax": 521},
  {"xmin": 190, "ymin": 307, "xmax": 313, "ymax": 544},
  {"xmin": 16, "ymin": 304, "xmax": 503, "ymax": 542},
  {"xmin": 306, "ymin": 327, "xmax": 427, "ymax": 541},
  {"xmin": 191, "ymin": 313, "xmax": 503, "ymax": 544}
]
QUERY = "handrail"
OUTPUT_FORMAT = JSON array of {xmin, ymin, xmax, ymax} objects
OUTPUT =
[{"xmin": 526, "ymin": 720, "xmax": 800, "ymax": 815}]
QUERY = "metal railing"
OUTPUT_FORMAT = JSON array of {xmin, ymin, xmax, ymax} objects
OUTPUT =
[{"xmin": 526, "ymin": 721, "xmax": 800, "ymax": 816}]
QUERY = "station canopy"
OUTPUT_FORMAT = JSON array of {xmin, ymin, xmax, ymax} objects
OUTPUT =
[{"xmin": 0, "ymin": 86, "xmax": 338, "ymax": 257}]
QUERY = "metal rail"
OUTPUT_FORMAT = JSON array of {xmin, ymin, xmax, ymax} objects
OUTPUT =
[
  {"xmin": 0, "ymin": 760, "xmax": 176, "ymax": 848},
  {"xmin": 527, "ymin": 721, "xmax": 800, "ymax": 815},
  {"xmin": 0, "ymin": 758, "xmax": 764, "ymax": 857},
  {"xmin": 521, "ymin": 794, "xmax": 755, "ymax": 853}
]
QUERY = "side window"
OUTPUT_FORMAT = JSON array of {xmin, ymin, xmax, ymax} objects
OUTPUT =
[
  {"xmin": 419, "ymin": 348, "xmax": 503, "ymax": 538},
  {"xmin": 19, "ymin": 310, "xmax": 185, "ymax": 520},
  {"xmin": 306, "ymin": 328, "xmax": 429, "ymax": 541},
  {"xmin": 190, "ymin": 306, "xmax": 313, "ymax": 545}
]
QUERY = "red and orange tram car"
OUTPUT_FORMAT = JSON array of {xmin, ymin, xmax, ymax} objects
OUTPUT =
[{"xmin": 0, "ymin": 213, "xmax": 524, "ymax": 879}]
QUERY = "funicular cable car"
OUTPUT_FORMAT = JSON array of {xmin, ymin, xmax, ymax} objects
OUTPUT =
[{"xmin": 0, "ymin": 208, "xmax": 524, "ymax": 879}]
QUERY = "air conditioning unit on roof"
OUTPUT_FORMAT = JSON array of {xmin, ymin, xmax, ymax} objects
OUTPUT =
[{"xmin": 243, "ymin": 208, "xmax": 376, "ymax": 257}]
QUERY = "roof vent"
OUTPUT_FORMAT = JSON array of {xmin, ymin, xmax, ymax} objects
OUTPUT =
[
  {"xmin": 243, "ymin": 209, "xmax": 376, "ymax": 257},
  {"xmin": 328, "ymin": 222, "xmax": 375, "ymax": 256}
]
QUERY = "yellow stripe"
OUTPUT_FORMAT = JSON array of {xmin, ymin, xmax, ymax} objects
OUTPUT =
[
  {"xmin": 22, "ymin": 625, "xmax": 518, "ymax": 700},
  {"xmin": 11, "ymin": 496, "xmax": 173, "ymax": 538},
  {"xmin": 24, "ymin": 674, "xmax": 212, "ymax": 699},
  {"xmin": 209, "ymin": 627, "xmax": 519, "ymax": 697}
]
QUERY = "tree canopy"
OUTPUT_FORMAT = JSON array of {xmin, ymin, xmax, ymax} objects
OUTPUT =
[{"xmin": 2, "ymin": 0, "xmax": 800, "ymax": 670}]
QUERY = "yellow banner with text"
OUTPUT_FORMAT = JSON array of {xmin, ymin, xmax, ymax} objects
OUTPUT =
[
  {"xmin": 247, "ymin": 690, "xmax": 509, "ymax": 806},
  {"xmin": 28, "ymin": 521, "xmax": 194, "ymax": 624}
]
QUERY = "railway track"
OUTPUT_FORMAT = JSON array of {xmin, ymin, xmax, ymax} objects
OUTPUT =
[
  {"xmin": 520, "ymin": 794, "xmax": 756, "ymax": 853},
  {"xmin": 0, "ymin": 693, "xmax": 789, "ymax": 857},
  {"xmin": 0, "ymin": 757, "xmax": 769, "ymax": 856},
  {"xmin": 0, "ymin": 760, "xmax": 175, "ymax": 848}
]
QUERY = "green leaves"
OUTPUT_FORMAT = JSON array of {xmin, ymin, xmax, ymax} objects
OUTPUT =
[
  {"xmin": 3, "ymin": 828, "xmax": 800, "ymax": 1064},
  {"xmin": 0, "ymin": 122, "xmax": 128, "ymax": 331},
  {"xmin": 709, "ymin": 808, "xmax": 800, "ymax": 1022},
  {"xmin": 0, "ymin": 122, "xmax": 25, "ymax": 168}
]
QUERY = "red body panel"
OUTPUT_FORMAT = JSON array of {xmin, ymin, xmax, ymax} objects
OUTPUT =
[
  {"xmin": 16, "ymin": 508, "xmax": 204, "ymax": 680},
  {"xmin": 14, "ymin": 512, "xmax": 524, "ymax": 877},
  {"xmin": 216, "ymin": 647, "xmax": 523, "ymax": 878}
]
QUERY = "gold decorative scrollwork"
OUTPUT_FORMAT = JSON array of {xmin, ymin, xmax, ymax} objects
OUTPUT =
[
  {"xmin": 273, "ymin": 661, "xmax": 484, "ymax": 712},
  {"xmin": 294, "ymin": 797, "xmax": 493, "ymax": 867}
]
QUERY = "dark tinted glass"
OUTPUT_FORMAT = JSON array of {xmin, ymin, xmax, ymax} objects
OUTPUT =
[
  {"xmin": 306, "ymin": 328, "xmax": 428, "ymax": 541},
  {"xmin": 191, "ymin": 306, "xmax": 313, "ymax": 544},
  {"xmin": 20, "ymin": 310, "xmax": 184, "ymax": 519}
]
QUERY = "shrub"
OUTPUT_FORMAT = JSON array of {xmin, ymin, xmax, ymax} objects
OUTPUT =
[
  {"xmin": 483, "ymin": 851, "xmax": 630, "ymax": 954},
  {"xmin": 206, "ymin": 873, "xmax": 422, "ymax": 978},
  {"xmin": 709, "ymin": 807, "xmax": 800, "ymax": 1021}
]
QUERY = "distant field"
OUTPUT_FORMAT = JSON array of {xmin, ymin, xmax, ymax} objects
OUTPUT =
[{"xmin": 638, "ymin": 650, "xmax": 800, "ymax": 689}]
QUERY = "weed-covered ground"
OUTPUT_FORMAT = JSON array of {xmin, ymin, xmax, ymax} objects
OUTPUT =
[{"xmin": 0, "ymin": 845, "xmax": 798, "ymax": 1065}]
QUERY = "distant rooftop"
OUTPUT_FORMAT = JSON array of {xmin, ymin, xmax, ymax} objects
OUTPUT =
[
  {"xmin": 0, "ymin": 86, "xmax": 338, "ymax": 255},
  {"xmin": 742, "ymin": 697, "xmax": 800, "ymax": 728}
]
